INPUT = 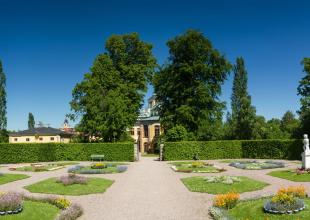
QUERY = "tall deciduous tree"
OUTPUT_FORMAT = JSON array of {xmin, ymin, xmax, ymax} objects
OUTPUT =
[
  {"xmin": 231, "ymin": 57, "xmax": 256, "ymax": 139},
  {"xmin": 280, "ymin": 111, "xmax": 299, "ymax": 137},
  {"xmin": 28, "ymin": 112, "xmax": 35, "ymax": 129},
  {"xmin": 153, "ymin": 30, "xmax": 231, "ymax": 140},
  {"xmin": 70, "ymin": 33, "xmax": 156, "ymax": 142},
  {"xmin": 297, "ymin": 58, "xmax": 310, "ymax": 136},
  {"xmin": 0, "ymin": 60, "xmax": 7, "ymax": 142}
]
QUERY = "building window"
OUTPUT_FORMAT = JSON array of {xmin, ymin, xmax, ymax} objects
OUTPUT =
[
  {"xmin": 39, "ymin": 137, "xmax": 43, "ymax": 141},
  {"xmin": 130, "ymin": 129, "xmax": 134, "ymax": 136},
  {"xmin": 50, "ymin": 137, "xmax": 54, "ymax": 141},
  {"xmin": 155, "ymin": 125, "xmax": 160, "ymax": 137},
  {"xmin": 137, "ymin": 128, "xmax": 140, "ymax": 136},
  {"xmin": 14, "ymin": 138, "xmax": 18, "ymax": 141},
  {"xmin": 26, "ymin": 138, "xmax": 30, "ymax": 142},
  {"xmin": 143, "ymin": 125, "xmax": 148, "ymax": 138}
]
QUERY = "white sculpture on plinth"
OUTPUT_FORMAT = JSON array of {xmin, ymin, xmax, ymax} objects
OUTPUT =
[{"xmin": 302, "ymin": 134, "xmax": 310, "ymax": 169}]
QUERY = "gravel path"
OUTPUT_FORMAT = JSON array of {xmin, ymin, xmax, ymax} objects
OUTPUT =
[{"xmin": 0, "ymin": 158, "xmax": 309, "ymax": 220}]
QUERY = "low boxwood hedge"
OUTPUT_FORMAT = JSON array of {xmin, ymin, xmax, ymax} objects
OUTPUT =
[
  {"xmin": 0, "ymin": 142, "xmax": 134, "ymax": 163},
  {"xmin": 163, "ymin": 139, "xmax": 303, "ymax": 161}
]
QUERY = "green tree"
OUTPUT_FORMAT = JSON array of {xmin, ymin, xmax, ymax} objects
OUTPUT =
[
  {"xmin": 153, "ymin": 30, "xmax": 231, "ymax": 140},
  {"xmin": 28, "ymin": 112, "xmax": 35, "ymax": 129},
  {"xmin": 252, "ymin": 115, "xmax": 266, "ymax": 139},
  {"xmin": 70, "ymin": 33, "xmax": 156, "ymax": 142},
  {"xmin": 264, "ymin": 118, "xmax": 289, "ymax": 139},
  {"xmin": 165, "ymin": 125, "xmax": 188, "ymax": 142},
  {"xmin": 231, "ymin": 57, "xmax": 256, "ymax": 139},
  {"xmin": 280, "ymin": 111, "xmax": 299, "ymax": 137},
  {"xmin": 297, "ymin": 58, "xmax": 310, "ymax": 136},
  {"xmin": 0, "ymin": 60, "xmax": 7, "ymax": 142}
]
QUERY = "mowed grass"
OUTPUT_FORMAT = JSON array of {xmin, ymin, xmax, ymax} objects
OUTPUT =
[
  {"xmin": 181, "ymin": 176, "xmax": 268, "ymax": 194},
  {"xmin": 228, "ymin": 198, "xmax": 310, "ymax": 220},
  {"xmin": 25, "ymin": 177, "xmax": 114, "ymax": 195},
  {"xmin": 0, "ymin": 174, "xmax": 29, "ymax": 185},
  {"xmin": 268, "ymin": 169, "xmax": 310, "ymax": 182},
  {"xmin": 0, "ymin": 200, "xmax": 60, "ymax": 220}
]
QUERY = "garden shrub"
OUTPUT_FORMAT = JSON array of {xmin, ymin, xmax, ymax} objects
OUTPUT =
[
  {"xmin": 56, "ymin": 174, "xmax": 88, "ymax": 186},
  {"xmin": 0, "ymin": 142, "xmax": 134, "ymax": 163},
  {"xmin": 163, "ymin": 139, "xmax": 303, "ymax": 160}
]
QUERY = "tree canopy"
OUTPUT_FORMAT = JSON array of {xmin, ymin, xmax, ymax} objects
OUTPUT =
[
  {"xmin": 70, "ymin": 33, "xmax": 156, "ymax": 142},
  {"xmin": 230, "ymin": 57, "xmax": 257, "ymax": 139},
  {"xmin": 28, "ymin": 112, "xmax": 35, "ymax": 129},
  {"xmin": 153, "ymin": 30, "xmax": 231, "ymax": 140},
  {"xmin": 297, "ymin": 58, "xmax": 310, "ymax": 136},
  {"xmin": 0, "ymin": 60, "xmax": 7, "ymax": 142}
]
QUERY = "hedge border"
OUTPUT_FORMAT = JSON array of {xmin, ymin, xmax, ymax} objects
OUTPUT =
[
  {"xmin": 163, "ymin": 139, "xmax": 303, "ymax": 161},
  {"xmin": 0, "ymin": 142, "xmax": 134, "ymax": 163}
]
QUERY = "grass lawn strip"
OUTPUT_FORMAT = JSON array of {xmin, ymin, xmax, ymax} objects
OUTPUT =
[
  {"xmin": 0, "ymin": 174, "xmax": 29, "ymax": 185},
  {"xmin": 268, "ymin": 169, "xmax": 310, "ymax": 182},
  {"xmin": 182, "ymin": 176, "xmax": 268, "ymax": 194},
  {"xmin": 0, "ymin": 200, "xmax": 59, "ymax": 220},
  {"xmin": 25, "ymin": 177, "xmax": 114, "ymax": 195}
]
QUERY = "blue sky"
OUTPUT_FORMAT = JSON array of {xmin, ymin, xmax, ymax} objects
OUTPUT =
[{"xmin": 0, "ymin": 0, "xmax": 309, "ymax": 130}]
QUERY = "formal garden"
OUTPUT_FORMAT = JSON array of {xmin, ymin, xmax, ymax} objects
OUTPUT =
[{"xmin": 0, "ymin": 142, "xmax": 132, "ymax": 219}]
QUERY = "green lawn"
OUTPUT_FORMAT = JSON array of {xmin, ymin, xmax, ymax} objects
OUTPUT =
[
  {"xmin": 268, "ymin": 169, "xmax": 310, "ymax": 182},
  {"xmin": 0, "ymin": 201, "xmax": 60, "ymax": 220},
  {"xmin": 182, "ymin": 176, "xmax": 268, "ymax": 194},
  {"xmin": 227, "ymin": 198, "xmax": 310, "ymax": 220},
  {"xmin": 25, "ymin": 177, "xmax": 114, "ymax": 195},
  {"xmin": 0, "ymin": 174, "xmax": 29, "ymax": 185}
]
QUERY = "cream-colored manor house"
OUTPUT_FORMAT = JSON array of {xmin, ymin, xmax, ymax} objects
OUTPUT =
[
  {"xmin": 130, "ymin": 95, "xmax": 162, "ymax": 153},
  {"xmin": 9, "ymin": 122, "xmax": 74, "ymax": 143}
]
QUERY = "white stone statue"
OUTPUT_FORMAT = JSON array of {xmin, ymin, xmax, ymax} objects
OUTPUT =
[
  {"xmin": 302, "ymin": 134, "xmax": 310, "ymax": 169},
  {"xmin": 303, "ymin": 134, "xmax": 310, "ymax": 153}
]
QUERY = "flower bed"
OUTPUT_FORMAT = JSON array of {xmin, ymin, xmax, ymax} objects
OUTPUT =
[
  {"xmin": 264, "ymin": 186, "xmax": 306, "ymax": 214},
  {"xmin": 23, "ymin": 194, "xmax": 83, "ymax": 220},
  {"xmin": 0, "ymin": 192, "xmax": 82, "ymax": 219},
  {"xmin": 56, "ymin": 174, "xmax": 88, "ymax": 186},
  {"xmin": 0, "ymin": 192, "xmax": 23, "ymax": 215},
  {"xmin": 11, "ymin": 162, "xmax": 79, "ymax": 172},
  {"xmin": 170, "ymin": 161, "xmax": 225, "ymax": 173},
  {"xmin": 209, "ymin": 186, "xmax": 310, "ymax": 220},
  {"xmin": 68, "ymin": 163, "xmax": 128, "ymax": 174},
  {"xmin": 229, "ymin": 160, "xmax": 284, "ymax": 170}
]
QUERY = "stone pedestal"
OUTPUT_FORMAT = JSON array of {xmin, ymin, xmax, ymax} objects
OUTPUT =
[{"xmin": 301, "ymin": 152, "xmax": 310, "ymax": 169}]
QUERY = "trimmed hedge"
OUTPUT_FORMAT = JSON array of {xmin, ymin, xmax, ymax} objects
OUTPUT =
[
  {"xmin": 163, "ymin": 139, "xmax": 303, "ymax": 161},
  {"xmin": 0, "ymin": 142, "xmax": 134, "ymax": 163}
]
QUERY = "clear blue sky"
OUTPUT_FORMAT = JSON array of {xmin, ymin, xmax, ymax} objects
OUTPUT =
[{"xmin": 0, "ymin": 0, "xmax": 309, "ymax": 131}]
